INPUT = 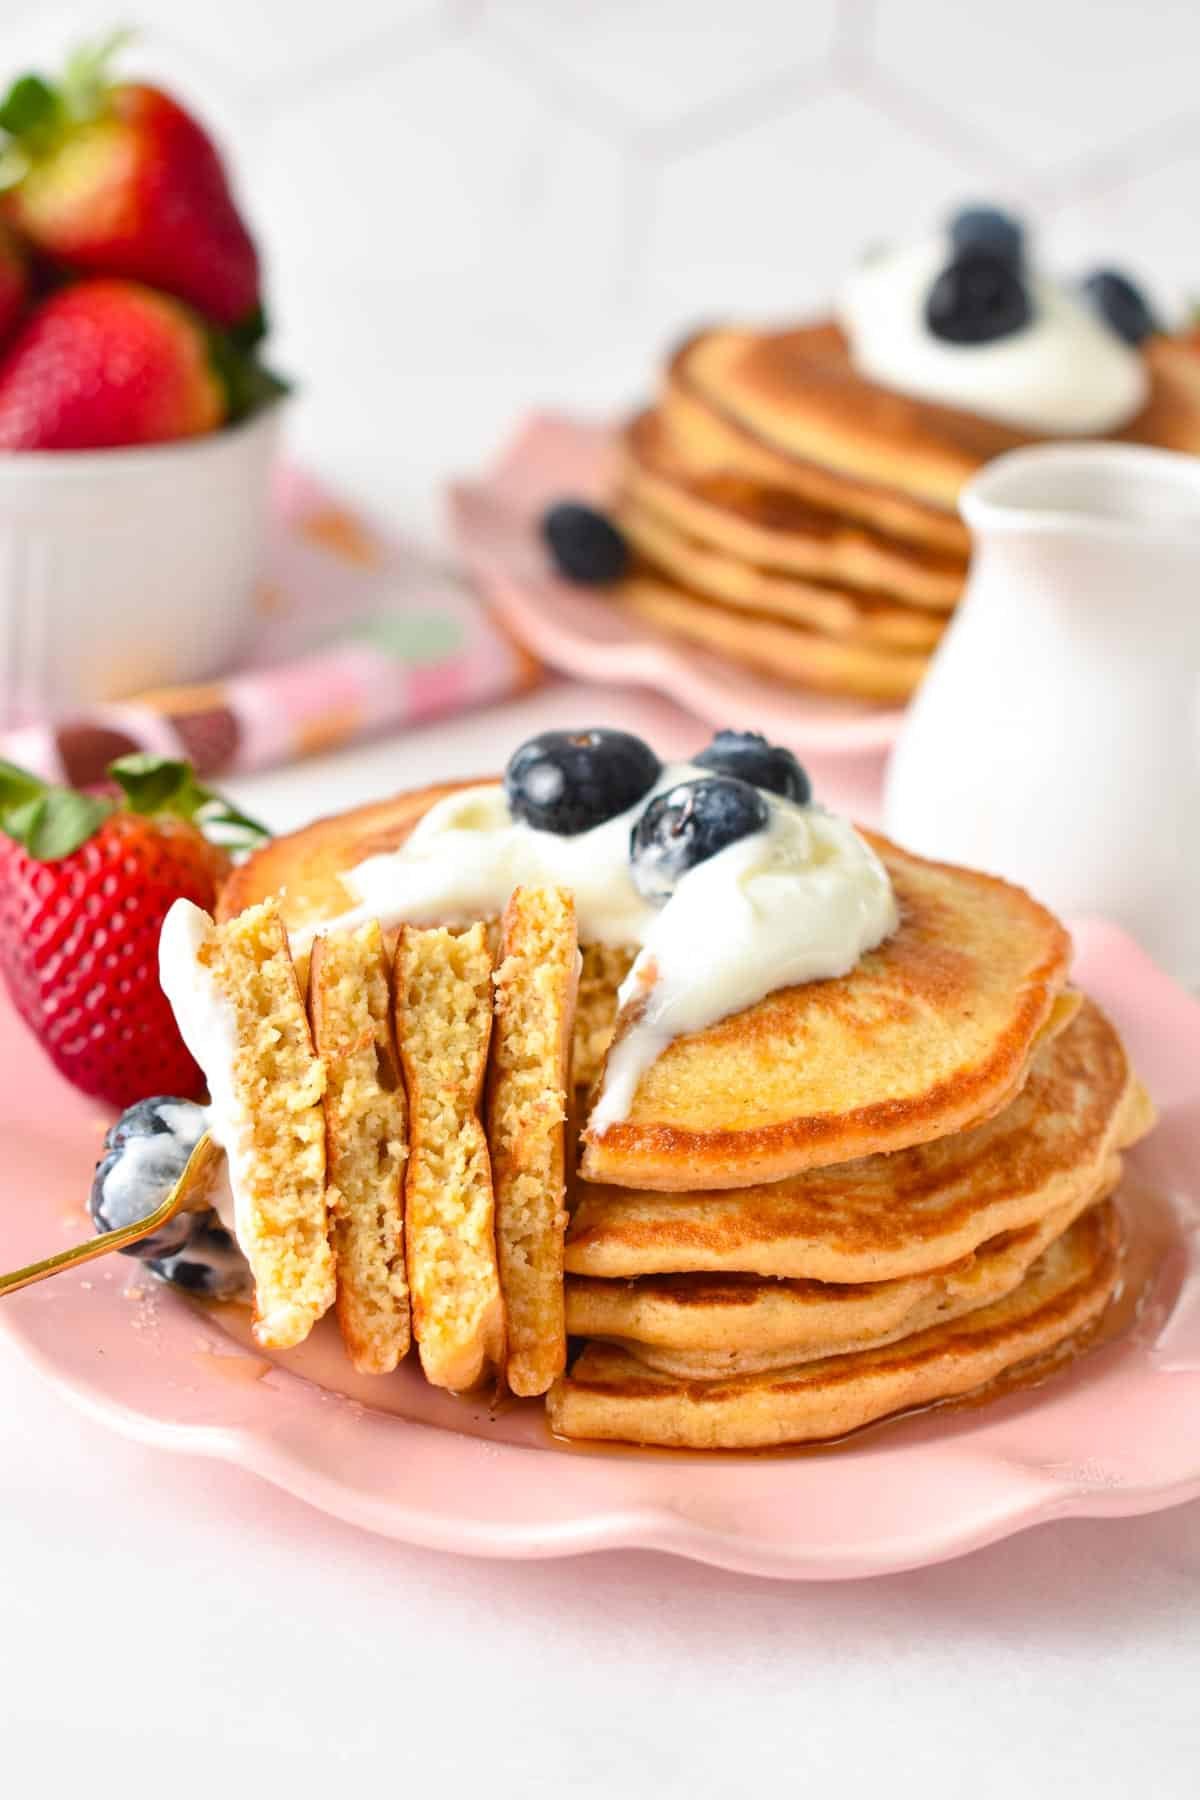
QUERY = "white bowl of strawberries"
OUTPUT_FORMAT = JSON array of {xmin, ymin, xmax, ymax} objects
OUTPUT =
[{"xmin": 0, "ymin": 36, "xmax": 286, "ymax": 723}]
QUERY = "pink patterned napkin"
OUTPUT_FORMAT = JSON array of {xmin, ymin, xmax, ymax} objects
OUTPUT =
[{"xmin": 0, "ymin": 466, "xmax": 540, "ymax": 788}]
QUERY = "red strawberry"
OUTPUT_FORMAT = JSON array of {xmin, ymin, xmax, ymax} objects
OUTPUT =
[
  {"xmin": 0, "ymin": 278, "xmax": 231, "ymax": 449},
  {"xmin": 0, "ymin": 754, "xmax": 267, "ymax": 1109},
  {"xmin": 0, "ymin": 220, "xmax": 28, "ymax": 344},
  {"xmin": 0, "ymin": 35, "xmax": 261, "ymax": 333}
]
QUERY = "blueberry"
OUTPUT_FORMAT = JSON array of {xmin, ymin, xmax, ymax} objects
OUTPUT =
[
  {"xmin": 148, "ymin": 1217, "xmax": 250, "ymax": 1302},
  {"xmin": 1081, "ymin": 269, "xmax": 1160, "ymax": 346},
  {"xmin": 693, "ymin": 730, "xmax": 812, "ymax": 805},
  {"xmin": 630, "ymin": 777, "xmax": 769, "ymax": 903},
  {"xmin": 949, "ymin": 206, "xmax": 1023, "ymax": 268},
  {"xmin": 541, "ymin": 502, "xmax": 630, "ymax": 585},
  {"xmin": 505, "ymin": 728, "xmax": 661, "ymax": 836},
  {"xmin": 89, "ymin": 1096, "xmax": 206, "ymax": 1260},
  {"xmin": 926, "ymin": 249, "xmax": 1032, "ymax": 345}
]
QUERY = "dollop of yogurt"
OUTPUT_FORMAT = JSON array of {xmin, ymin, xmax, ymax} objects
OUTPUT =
[
  {"xmin": 838, "ymin": 237, "xmax": 1149, "ymax": 434},
  {"xmin": 283, "ymin": 765, "xmax": 897, "ymax": 1133}
]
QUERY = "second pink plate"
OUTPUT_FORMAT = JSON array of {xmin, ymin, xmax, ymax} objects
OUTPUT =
[
  {"xmin": 449, "ymin": 415, "xmax": 906, "ymax": 758},
  {"xmin": 1, "ymin": 921, "xmax": 1199, "ymax": 1579}
]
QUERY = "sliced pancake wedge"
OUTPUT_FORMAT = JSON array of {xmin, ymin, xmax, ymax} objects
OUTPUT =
[
  {"xmin": 395, "ymin": 921, "xmax": 504, "ymax": 1391},
  {"xmin": 619, "ymin": 408, "xmax": 964, "ymax": 611},
  {"xmin": 566, "ymin": 1161, "xmax": 1121, "ymax": 1378},
  {"xmin": 488, "ymin": 885, "xmax": 579, "ymax": 1397},
  {"xmin": 617, "ymin": 572, "xmax": 931, "ymax": 702},
  {"xmin": 159, "ymin": 898, "xmax": 334, "ymax": 1351},
  {"xmin": 572, "ymin": 998, "xmax": 1147, "ymax": 1275},
  {"xmin": 548, "ymin": 1201, "xmax": 1122, "ymax": 1449},
  {"xmin": 580, "ymin": 834, "xmax": 1073, "ymax": 1191},
  {"xmin": 309, "ymin": 919, "xmax": 411, "ymax": 1374}
]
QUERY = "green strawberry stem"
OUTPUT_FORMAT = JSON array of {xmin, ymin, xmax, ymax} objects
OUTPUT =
[{"xmin": 0, "ymin": 752, "xmax": 268, "ymax": 862}]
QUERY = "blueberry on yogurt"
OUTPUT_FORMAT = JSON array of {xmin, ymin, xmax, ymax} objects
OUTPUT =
[
  {"xmin": 694, "ymin": 730, "xmax": 812, "ymax": 805},
  {"xmin": 630, "ymin": 776, "xmax": 769, "ymax": 903},
  {"xmin": 949, "ymin": 206, "xmax": 1023, "ymax": 268},
  {"xmin": 89, "ymin": 1096, "xmax": 208, "ymax": 1260},
  {"xmin": 926, "ymin": 248, "xmax": 1031, "ymax": 345},
  {"xmin": 505, "ymin": 728, "xmax": 660, "ymax": 835},
  {"xmin": 148, "ymin": 1216, "xmax": 249, "ymax": 1302},
  {"xmin": 1081, "ymin": 269, "xmax": 1161, "ymax": 346}
]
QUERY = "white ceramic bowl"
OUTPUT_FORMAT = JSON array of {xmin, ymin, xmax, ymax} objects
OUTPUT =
[{"xmin": 0, "ymin": 404, "xmax": 282, "ymax": 723}]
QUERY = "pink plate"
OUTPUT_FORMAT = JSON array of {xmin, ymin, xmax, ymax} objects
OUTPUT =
[
  {"xmin": 449, "ymin": 415, "xmax": 906, "ymax": 758},
  {"xmin": 2, "ymin": 919, "xmax": 1199, "ymax": 1580}
]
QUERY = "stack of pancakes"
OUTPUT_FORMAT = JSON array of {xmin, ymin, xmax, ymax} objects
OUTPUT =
[
  {"xmin": 611, "ymin": 320, "xmax": 1200, "ymax": 704},
  {"xmin": 220, "ymin": 788, "xmax": 1155, "ymax": 1451}
]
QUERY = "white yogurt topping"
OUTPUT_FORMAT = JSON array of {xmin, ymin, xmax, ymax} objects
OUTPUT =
[
  {"xmin": 290, "ymin": 764, "xmax": 897, "ymax": 1133},
  {"xmin": 838, "ymin": 237, "xmax": 1149, "ymax": 435}
]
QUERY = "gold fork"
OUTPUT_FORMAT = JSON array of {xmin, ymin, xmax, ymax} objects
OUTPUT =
[{"xmin": 0, "ymin": 1132, "xmax": 223, "ymax": 1298}]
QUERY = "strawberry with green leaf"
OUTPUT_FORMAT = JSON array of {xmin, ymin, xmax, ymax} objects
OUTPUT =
[
  {"xmin": 0, "ymin": 32, "xmax": 262, "ymax": 336},
  {"xmin": 0, "ymin": 754, "xmax": 267, "ymax": 1108}
]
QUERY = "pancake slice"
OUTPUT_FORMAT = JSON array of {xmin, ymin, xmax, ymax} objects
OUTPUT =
[
  {"xmin": 164, "ymin": 899, "xmax": 334, "ymax": 1351},
  {"xmin": 619, "ymin": 409, "xmax": 965, "ymax": 608},
  {"xmin": 572, "ymin": 998, "xmax": 1145, "ymax": 1279},
  {"xmin": 617, "ymin": 573, "xmax": 930, "ymax": 702},
  {"xmin": 549, "ymin": 1202, "xmax": 1123, "ymax": 1449},
  {"xmin": 309, "ymin": 920, "xmax": 411, "ymax": 1374},
  {"xmin": 395, "ymin": 922, "xmax": 504, "ymax": 1391},
  {"xmin": 488, "ymin": 886, "xmax": 579, "ymax": 1396}
]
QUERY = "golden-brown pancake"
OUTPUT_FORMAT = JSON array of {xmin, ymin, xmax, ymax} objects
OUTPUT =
[
  {"xmin": 580, "ymin": 833, "xmax": 1071, "ymax": 1190},
  {"xmin": 572, "ymin": 999, "xmax": 1148, "ymax": 1274},
  {"xmin": 616, "ymin": 501, "xmax": 947, "ymax": 649},
  {"xmin": 565, "ymin": 1165, "xmax": 1120, "ymax": 1378},
  {"xmin": 668, "ymin": 322, "xmax": 1200, "ymax": 518},
  {"xmin": 616, "ymin": 572, "xmax": 931, "ymax": 702},
  {"xmin": 619, "ymin": 408, "xmax": 964, "ymax": 611},
  {"xmin": 548, "ymin": 1201, "xmax": 1122, "ymax": 1448}
]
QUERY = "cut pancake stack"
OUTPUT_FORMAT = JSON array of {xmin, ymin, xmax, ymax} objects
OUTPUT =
[
  {"xmin": 213, "ymin": 794, "xmax": 1157, "ymax": 1451},
  {"xmin": 610, "ymin": 319, "xmax": 1200, "ymax": 705}
]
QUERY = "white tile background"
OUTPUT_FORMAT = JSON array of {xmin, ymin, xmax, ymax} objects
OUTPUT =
[{"xmin": 7, "ymin": 1, "xmax": 1200, "ymax": 538}]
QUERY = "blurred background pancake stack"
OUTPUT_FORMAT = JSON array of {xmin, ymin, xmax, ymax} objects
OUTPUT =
[{"xmin": 607, "ymin": 310, "xmax": 1200, "ymax": 708}]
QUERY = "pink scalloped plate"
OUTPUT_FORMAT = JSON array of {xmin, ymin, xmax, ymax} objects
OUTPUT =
[
  {"xmin": 449, "ymin": 415, "xmax": 906, "ymax": 757},
  {"xmin": 2, "ymin": 919, "xmax": 1199, "ymax": 1580}
]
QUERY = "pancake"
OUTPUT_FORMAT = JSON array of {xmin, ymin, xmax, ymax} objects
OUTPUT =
[
  {"xmin": 394, "ymin": 921, "xmax": 504, "ymax": 1392},
  {"xmin": 580, "ymin": 833, "xmax": 1072, "ymax": 1190},
  {"xmin": 308, "ymin": 919, "xmax": 411, "ymax": 1375},
  {"xmin": 566, "ymin": 1161, "xmax": 1120, "ymax": 1377},
  {"xmin": 488, "ymin": 885, "xmax": 578, "ymax": 1397},
  {"xmin": 571, "ymin": 999, "xmax": 1148, "ymax": 1276},
  {"xmin": 617, "ymin": 499, "xmax": 947, "ymax": 649},
  {"xmin": 619, "ymin": 409, "xmax": 964, "ymax": 611},
  {"xmin": 660, "ymin": 331, "xmax": 971, "ymax": 556},
  {"xmin": 668, "ymin": 321, "xmax": 1200, "ymax": 519},
  {"xmin": 548, "ymin": 1201, "xmax": 1122, "ymax": 1448},
  {"xmin": 617, "ymin": 572, "xmax": 931, "ymax": 702}
]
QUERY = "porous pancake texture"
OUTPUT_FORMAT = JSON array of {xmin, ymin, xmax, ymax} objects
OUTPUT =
[
  {"xmin": 197, "ymin": 900, "xmax": 333, "ymax": 1350},
  {"xmin": 395, "ymin": 922, "xmax": 504, "ymax": 1391},
  {"xmin": 309, "ymin": 920, "xmax": 410, "ymax": 1374},
  {"xmin": 488, "ymin": 886, "xmax": 578, "ymax": 1396}
]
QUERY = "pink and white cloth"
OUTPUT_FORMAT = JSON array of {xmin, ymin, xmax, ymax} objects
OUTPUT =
[{"xmin": 0, "ymin": 466, "xmax": 540, "ymax": 788}]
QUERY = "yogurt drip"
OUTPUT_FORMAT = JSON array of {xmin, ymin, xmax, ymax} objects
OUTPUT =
[{"xmin": 838, "ymin": 237, "xmax": 1149, "ymax": 434}]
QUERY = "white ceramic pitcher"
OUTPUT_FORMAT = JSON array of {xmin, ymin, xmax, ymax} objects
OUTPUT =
[{"xmin": 884, "ymin": 442, "xmax": 1200, "ymax": 985}]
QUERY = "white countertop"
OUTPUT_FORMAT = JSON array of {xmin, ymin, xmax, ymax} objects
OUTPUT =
[{"xmin": 2, "ymin": 682, "xmax": 1197, "ymax": 1795}]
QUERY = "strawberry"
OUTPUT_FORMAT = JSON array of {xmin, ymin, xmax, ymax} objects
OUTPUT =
[
  {"xmin": 0, "ymin": 34, "xmax": 262, "ymax": 334},
  {"xmin": 0, "ymin": 277, "xmax": 271, "ymax": 450},
  {"xmin": 0, "ymin": 754, "xmax": 266, "ymax": 1109},
  {"xmin": 0, "ymin": 219, "xmax": 27, "ymax": 344}
]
